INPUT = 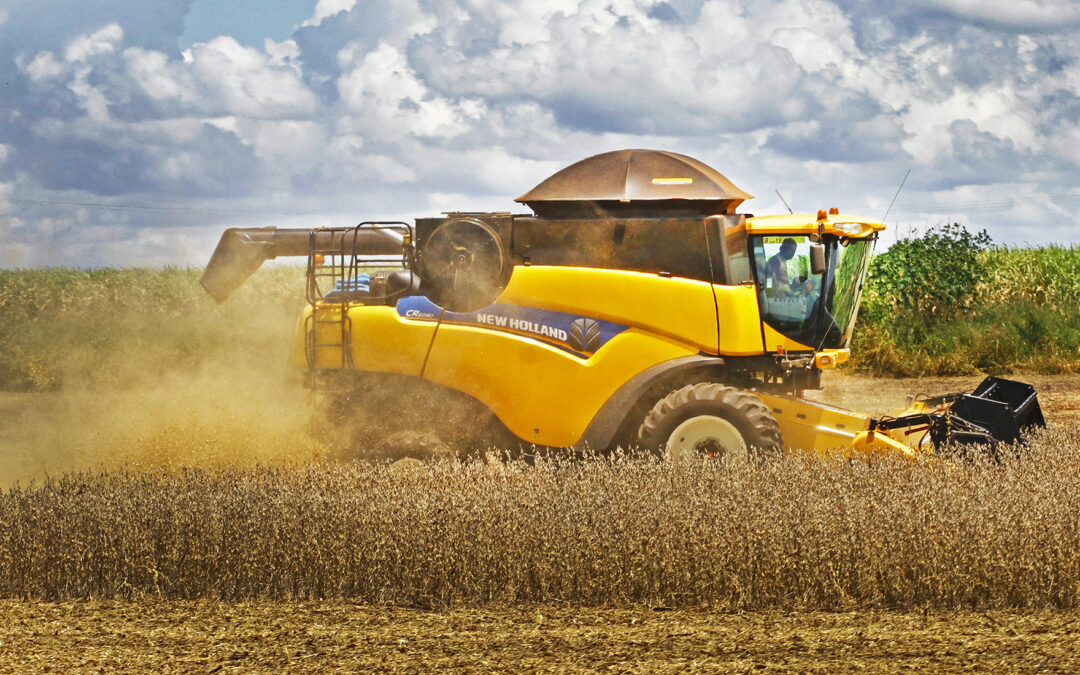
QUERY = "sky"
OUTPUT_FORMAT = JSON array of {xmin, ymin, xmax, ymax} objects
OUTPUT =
[{"xmin": 1, "ymin": 0, "xmax": 1079, "ymax": 268}]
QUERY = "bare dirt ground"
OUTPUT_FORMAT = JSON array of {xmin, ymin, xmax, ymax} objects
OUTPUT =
[
  {"xmin": 815, "ymin": 371, "xmax": 1080, "ymax": 427},
  {"xmin": 1, "ymin": 602, "xmax": 1078, "ymax": 674}
]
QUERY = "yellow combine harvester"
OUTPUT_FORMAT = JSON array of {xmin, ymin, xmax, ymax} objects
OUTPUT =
[{"xmin": 202, "ymin": 149, "xmax": 1044, "ymax": 460}]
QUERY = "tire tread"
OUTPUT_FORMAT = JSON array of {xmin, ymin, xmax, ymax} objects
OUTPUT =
[{"xmin": 638, "ymin": 383, "xmax": 783, "ymax": 455}]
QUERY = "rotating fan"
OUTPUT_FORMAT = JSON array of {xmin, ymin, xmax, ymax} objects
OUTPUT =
[{"xmin": 417, "ymin": 218, "xmax": 510, "ymax": 312}]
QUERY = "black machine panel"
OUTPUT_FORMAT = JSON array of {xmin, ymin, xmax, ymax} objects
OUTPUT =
[
  {"xmin": 511, "ymin": 216, "xmax": 715, "ymax": 283},
  {"xmin": 413, "ymin": 211, "xmax": 749, "ymax": 304}
]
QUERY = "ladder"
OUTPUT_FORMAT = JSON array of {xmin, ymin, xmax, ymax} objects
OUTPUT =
[{"xmin": 304, "ymin": 222, "xmax": 413, "ymax": 386}]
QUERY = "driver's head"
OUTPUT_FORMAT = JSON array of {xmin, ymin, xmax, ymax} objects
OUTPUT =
[{"xmin": 780, "ymin": 238, "xmax": 797, "ymax": 260}]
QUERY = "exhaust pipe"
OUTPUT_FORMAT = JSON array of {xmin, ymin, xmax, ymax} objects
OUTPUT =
[{"xmin": 200, "ymin": 227, "xmax": 405, "ymax": 302}]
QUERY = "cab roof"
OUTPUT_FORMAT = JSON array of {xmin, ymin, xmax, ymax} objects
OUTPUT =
[{"xmin": 746, "ymin": 212, "xmax": 886, "ymax": 239}]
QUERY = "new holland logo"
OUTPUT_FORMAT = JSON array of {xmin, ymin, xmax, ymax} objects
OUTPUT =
[{"xmin": 568, "ymin": 317, "xmax": 603, "ymax": 353}]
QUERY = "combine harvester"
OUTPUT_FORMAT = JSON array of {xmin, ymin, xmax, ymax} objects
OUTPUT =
[{"xmin": 201, "ymin": 150, "xmax": 1044, "ymax": 460}]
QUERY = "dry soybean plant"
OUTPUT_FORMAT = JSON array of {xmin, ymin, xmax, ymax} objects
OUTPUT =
[{"xmin": 1, "ymin": 430, "xmax": 1079, "ymax": 610}]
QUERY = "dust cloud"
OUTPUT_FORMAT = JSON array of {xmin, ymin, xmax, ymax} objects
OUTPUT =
[
  {"xmin": 0, "ymin": 358, "xmax": 317, "ymax": 487},
  {"xmin": 0, "ymin": 266, "xmax": 318, "ymax": 487}
]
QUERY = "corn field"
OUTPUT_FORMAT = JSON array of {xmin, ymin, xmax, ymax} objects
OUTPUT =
[
  {"xmin": 853, "ymin": 242, "xmax": 1080, "ymax": 376},
  {"xmin": 2, "ymin": 429, "xmax": 1078, "ymax": 609},
  {"xmin": 0, "ymin": 266, "xmax": 305, "ymax": 392}
]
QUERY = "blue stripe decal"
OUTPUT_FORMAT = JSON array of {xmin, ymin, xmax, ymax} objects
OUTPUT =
[{"xmin": 395, "ymin": 296, "xmax": 628, "ymax": 357}]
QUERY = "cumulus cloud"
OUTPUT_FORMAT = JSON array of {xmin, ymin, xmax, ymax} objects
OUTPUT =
[
  {"xmin": 65, "ymin": 23, "xmax": 124, "ymax": 62},
  {"xmin": 183, "ymin": 36, "xmax": 319, "ymax": 118},
  {"xmin": 408, "ymin": 0, "xmax": 845, "ymax": 135},
  {"xmin": 0, "ymin": 0, "xmax": 1078, "ymax": 268},
  {"xmin": 919, "ymin": 0, "xmax": 1080, "ymax": 32},
  {"xmin": 337, "ymin": 41, "xmax": 485, "ymax": 139},
  {"xmin": 304, "ymin": 0, "xmax": 358, "ymax": 28},
  {"xmin": 22, "ymin": 51, "xmax": 65, "ymax": 81}
]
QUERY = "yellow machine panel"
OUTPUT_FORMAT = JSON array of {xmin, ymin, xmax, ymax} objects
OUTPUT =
[
  {"xmin": 423, "ymin": 326, "xmax": 697, "ymax": 447},
  {"xmin": 745, "ymin": 213, "xmax": 885, "ymax": 239},
  {"xmin": 292, "ymin": 304, "xmax": 436, "ymax": 377},
  {"xmin": 761, "ymin": 323, "xmax": 815, "ymax": 354},
  {"xmin": 757, "ymin": 392, "xmax": 925, "ymax": 460},
  {"xmin": 712, "ymin": 284, "xmax": 768, "ymax": 355},
  {"xmin": 497, "ymin": 266, "xmax": 721, "ymax": 354},
  {"xmin": 756, "ymin": 392, "xmax": 870, "ymax": 456}
]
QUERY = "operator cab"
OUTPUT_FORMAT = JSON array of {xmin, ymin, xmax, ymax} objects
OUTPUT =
[{"xmin": 746, "ymin": 213, "xmax": 882, "ymax": 352}]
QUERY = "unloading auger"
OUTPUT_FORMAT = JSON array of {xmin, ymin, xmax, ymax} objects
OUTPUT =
[{"xmin": 201, "ymin": 149, "xmax": 1045, "ymax": 460}]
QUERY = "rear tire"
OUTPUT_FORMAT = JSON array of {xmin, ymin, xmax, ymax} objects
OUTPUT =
[{"xmin": 638, "ymin": 383, "xmax": 782, "ymax": 460}]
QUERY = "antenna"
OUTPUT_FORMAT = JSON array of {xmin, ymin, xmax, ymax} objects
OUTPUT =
[
  {"xmin": 775, "ymin": 189, "xmax": 794, "ymax": 214},
  {"xmin": 881, "ymin": 169, "xmax": 910, "ymax": 225}
]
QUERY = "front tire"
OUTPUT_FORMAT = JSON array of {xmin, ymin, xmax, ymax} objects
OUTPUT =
[{"xmin": 638, "ymin": 383, "xmax": 782, "ymax": 460}]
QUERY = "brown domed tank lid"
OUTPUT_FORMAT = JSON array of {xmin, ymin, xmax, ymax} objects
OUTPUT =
[{"xmin": 515, "ymin": 149, "xmax": 752, "ymax": 215}]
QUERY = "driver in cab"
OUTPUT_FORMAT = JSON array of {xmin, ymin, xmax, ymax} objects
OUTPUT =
[{"xmin": 765, "ymin": 238, "xmax": 808, "ymax": 299}]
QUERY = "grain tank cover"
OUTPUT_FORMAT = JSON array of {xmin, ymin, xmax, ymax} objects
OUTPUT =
[{"xmin": 515, "ymin": 149, "xmax": 753, "ymax": 217}]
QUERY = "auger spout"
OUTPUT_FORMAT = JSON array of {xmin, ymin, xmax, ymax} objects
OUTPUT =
[{"xmin": 200, "ymin": 227, "xmax": 404, "ymax": 302}]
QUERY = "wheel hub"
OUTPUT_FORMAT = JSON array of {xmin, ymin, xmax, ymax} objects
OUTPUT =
[{"xmin": 666, "ymin": 415, "xmax": 747, "ymax": 461}]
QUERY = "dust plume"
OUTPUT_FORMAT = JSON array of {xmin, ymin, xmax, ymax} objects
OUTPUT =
[
  {"xmin": 0, "ymin": 266, "xmax": 317, "ymax": 486},
  {"xmin": 0, "ymin": 362, "xmax": 316, "ymax": 486}
]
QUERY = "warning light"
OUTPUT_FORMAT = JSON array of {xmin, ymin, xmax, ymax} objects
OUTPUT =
[
  {"xmin": 829, "ymin": 207, "xmax": 839, "ymax": 215},
  {"xmin": 816, "ymin": 209, "xmax": 827, "ymax": 221},
  {"xmin": 833, "ymin": 222, "xmax": 864, "ymax": 235}
]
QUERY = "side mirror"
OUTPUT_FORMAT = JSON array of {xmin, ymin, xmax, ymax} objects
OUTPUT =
[{"xmin": 810, "ymin": 244, "xmax": 827, "ymax": 275}]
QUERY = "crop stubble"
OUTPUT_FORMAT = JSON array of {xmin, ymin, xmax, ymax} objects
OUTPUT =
[{"xmin": 2, "ymin": 425, "xmax": 1080, "ymax": 610}]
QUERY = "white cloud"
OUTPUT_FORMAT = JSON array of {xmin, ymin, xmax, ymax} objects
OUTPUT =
[
  {"xmin": 467, "ymin": 0, "xmax": 581, "ymax": 45},
  {"xmin": 303, "ymin": 0, "xmax": 357, "ymax": 27},
  {"xmin": 264, "ymin": 38, "xmax": 303, "ymax": 73},
  {"xmin": 65, "ymin": 23, "xmax": 123, "ymax": 62},
  {"xmin": 1050, "ymin": 122, "xmax": 1080, "ymax": 167},
  {"xmin": 894, "ymin": 182, "xmax": 1080, "ymax": 244},
  {"xmin": 185, "ymin": 36, "xmax": 319, "ymax": 118},
  {"xmin": 337, "ymin": 42, "xmax": 426, "ymax": 108},
  {"xmin": 2, "ymin": 0, "xmax": 1080, "ymax": 268},
  {"xmin": 351, "ymin": 154, "xmax": 418, "ymax": 183},
  {"xmin": 67, "ymin": 64, "xmax": 112, "ymax": 122},
  {"xmin": 772, "ymin": 26, "xmax": 849, "ymax": 73},
  {"xmin": 921, "ymin": 0, "xmax": 1080, "ymax": 30},
  {"xmin": 0, "ymin": 241, "xmax": 30, "ymax": 268},
  {"xmin": 240, "ymin": 119, "xmax": 326, "ymax": 163},
  {"xmin": 468, "ymin": 147, "xmax": 564, "ymax": 194},
  {"xmin": 124, "ymin": 47, "xmax": 195, "ymax": 103},
  {"xmin": 337, "ymin": 42, "xmax": 486, "ymax": 139},
  {"xmin": 406, "ymin": 0, "xmax": 863, "ymax": 135},
  {"xmin": 127, "ymin": 38, "xmax": 314, "ymax": 120},
  {"xmin": 22, "ymin": 51, "xmax": 65, "ymax": 81}
]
